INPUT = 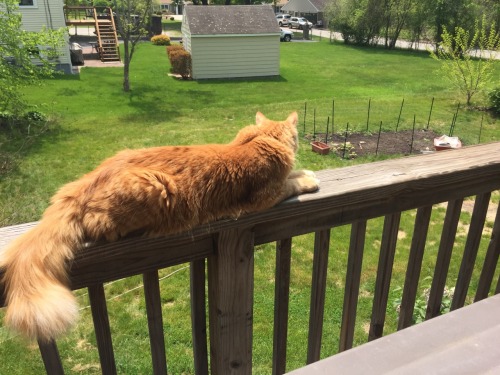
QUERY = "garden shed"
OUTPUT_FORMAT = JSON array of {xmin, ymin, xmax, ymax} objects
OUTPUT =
[{"xmin": 182, "ymin": 5, "xmax": 281, "ymax": 79}]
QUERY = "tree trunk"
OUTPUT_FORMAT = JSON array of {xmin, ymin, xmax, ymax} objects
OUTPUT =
[
  {"xmin": 123, "ymin": 40, "xmax": 130, "ymax": 92},
  {"xmin": 383, "ymin": 0, "xmax": 390, "ymax": 48}
]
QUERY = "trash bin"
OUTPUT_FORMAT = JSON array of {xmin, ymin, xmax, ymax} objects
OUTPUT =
[
  {"xmin": 70, "ymin": 42, "xmax": 84, "ymax": 66},
  {"xmin": 151, "ymin": 15, "xmax": 162, "ymax": 36},
  {"xmin": 303, "ymin": 23, "xmax": 310, "ymax": 40}
]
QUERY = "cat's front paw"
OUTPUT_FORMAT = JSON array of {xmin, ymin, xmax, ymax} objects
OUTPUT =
[{"xmin": 297, "ymin": 175, "xmax": 320, "ymax": 193}]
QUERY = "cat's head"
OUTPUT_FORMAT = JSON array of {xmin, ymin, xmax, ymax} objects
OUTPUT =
[{"xmin": 255, "ymin": 112, "xmax": 299, "ymax": 153}]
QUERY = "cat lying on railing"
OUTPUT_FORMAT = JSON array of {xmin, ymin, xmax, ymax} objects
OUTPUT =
[{"xmin": 0, "ymin": 111, "xmax": 319, "ymax": 342}]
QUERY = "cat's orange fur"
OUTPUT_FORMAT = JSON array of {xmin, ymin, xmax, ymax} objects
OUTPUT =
[{"xmin": 0, "ymin": 112, "xmax": 319, "ymax": 341}]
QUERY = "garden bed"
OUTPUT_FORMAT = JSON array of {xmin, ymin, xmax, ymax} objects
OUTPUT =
[{"xmin": 306, "ymin": 129, "xmax": 442, "ymax": 158}]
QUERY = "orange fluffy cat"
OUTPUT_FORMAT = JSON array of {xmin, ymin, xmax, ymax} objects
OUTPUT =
[{"xmin": 1, "ymin": 112, "xmax": 319, "ymax": 342}]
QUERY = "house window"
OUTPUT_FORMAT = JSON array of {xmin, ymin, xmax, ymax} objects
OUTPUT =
[{"xmin": 19, "ymin": 0, "xmax": 36, "ymax": 6}]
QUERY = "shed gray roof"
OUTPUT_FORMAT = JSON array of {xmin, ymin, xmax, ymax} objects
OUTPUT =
[
  {"xmin": 281, "ymin": 0, "xmax": 327, "ymax": 13},
  {"xmin": 184, "ymin": 5, "xmax": 280, "ymax": 36}
]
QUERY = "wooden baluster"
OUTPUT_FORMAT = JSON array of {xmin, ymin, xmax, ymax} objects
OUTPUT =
[
  {"xmin": 88, "ymin": 284, "xmax": 117, "ymax": 375},
  {"xmin": 208, "ymin": 228, "xmax": 254, "ymax": 375},
  {"xmin": 475, "ymin": 203, "xmax": 500, "ymax": 302},
  {"xmin": 143, "ymin": 270, "xmax": 168, "ymax": 375},
  {"xmin": 190, "ymin": 259, "xmax": 209, "ymax": 375},
  {"xmin": 38, "ymin": 339, "xmax": 65, "ymax": 375},
  {"xmin": 339, "ymin": 220, "xmax": 366, "ymax": 352},
  {"xmin": 307, "ymin": 229, "xmax": 331, "ymax": 364},
  {"xmin": 272, "ymin": 238, "xmax": 292, "ymax": 375},
  {"xmin": 452, "ymin": 193, "xmax": 490, "ymax": 310},
  {"xmin": 369, "ymin": 212, "xmax": 401, "ymax": 341},
  {"xmin": 398, "ymin": 205, "xmax": 432, "ymax": 330},
  {"xmin": 426, "ymin": 199, "xmax": 463, "ymax": 320}
]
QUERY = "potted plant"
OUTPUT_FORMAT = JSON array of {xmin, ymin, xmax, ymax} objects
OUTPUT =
[{"xmin": 311, "ymin": 141, "xmax": 330, "ymax": 155}]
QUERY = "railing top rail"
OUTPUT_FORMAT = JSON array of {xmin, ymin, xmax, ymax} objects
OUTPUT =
[{"xmin": 1, "ymin": 142, "xmax": 500, "ymax": 304}]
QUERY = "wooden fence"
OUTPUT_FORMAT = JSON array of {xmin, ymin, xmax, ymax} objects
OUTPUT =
[{"xmin": 1, "ymin": 142, "xmax": 500, "ymax": 374}]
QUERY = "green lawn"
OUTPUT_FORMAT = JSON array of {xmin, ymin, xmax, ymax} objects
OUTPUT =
[
  {"xmin": 0, "ymin": 39, "xmax": 499, "ymax": 374},
  {"xmin": 1, "ymin": 40, "xmax": 498, "ymax": 225},
  {"xmin": 162, "ymin": 18, "xmax": 182, "ymax": 38}
]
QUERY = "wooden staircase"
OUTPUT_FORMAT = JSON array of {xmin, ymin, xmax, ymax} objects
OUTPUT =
[
  {"xmin": 64, "ymin": 6, "xmax": 120, "ymax": 62},
  {"xmin": 93, "ymin": 7, "xmax": 120, "ymax": 62}
]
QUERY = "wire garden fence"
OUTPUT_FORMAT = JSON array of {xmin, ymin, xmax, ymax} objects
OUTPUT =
[{"xmin": 301, "ymin": 98, "xmax": 488, "ymax": 159}]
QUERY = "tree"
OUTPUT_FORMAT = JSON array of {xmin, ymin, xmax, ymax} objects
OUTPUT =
[
  {"xmin": 405, "ymin": 0, "xmax": 434, "ymax": 48},
  {"xmin": 0, "ymin": 0, "xmax": 66, "ymax": 115},
  {"xmin": 430, "ymin": 17, "xmax": 500, "ymax": 106},
  {"xmin": 432, "ymin": 0, "xmax": 476, "ymax": 49},
  {"xmin": 326, "ymin": 0, "xmax": 384, "ymax": 45},
  {"xmin": 110, "ymin": 0, "xmax": 154, "ymax": 92},
  {"xmin": 381, "ymin": 0, "xmax": 415, "ymax": 49}
]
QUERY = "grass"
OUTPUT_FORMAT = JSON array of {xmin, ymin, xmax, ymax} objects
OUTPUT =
[
  {"xmin": 0, "ymin": 39, "xmax": 499, "ymax": 374},
  {"xmin": 162, "ymin": 18, "xmax": 182, "ymax": 38},
  {"xmin": 1, "ymin": 40, "xmax": 498, "ymax": 225}
]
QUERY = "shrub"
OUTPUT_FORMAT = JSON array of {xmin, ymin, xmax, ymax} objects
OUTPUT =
[
  {"xmin": 24, "ymin": 110, "xmax": 47, "ymax": 123},
  {"xmin": 392, "ymin": 278, "xmax": 454, "ymax": 325},
  {"xmin": 151, "ymin": 35, "xmax": 171, "ymax": 46},
  {"xmin": 166, "ymin": 44, "xmax": 184, "ymax": 59},
  {"xmin": 489, "ymin": 88, "xmax": 500, "ymax": 115},
  {"xmin": 169, "ymin": 49, "xmax": 191, "ymax": 79},
  {"xmin": 0, "ymin": 112, "xmax": 14, "ymax": 128}
]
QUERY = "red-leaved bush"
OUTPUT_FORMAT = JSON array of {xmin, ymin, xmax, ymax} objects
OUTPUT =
[{"xmin": 168, "ymin": 48, "xmax": 191, "ymax": 80}]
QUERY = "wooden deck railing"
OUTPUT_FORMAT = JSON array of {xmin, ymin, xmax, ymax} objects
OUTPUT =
[
  {"xmin": 64, "ymin": 6, "xmax": 120, "ymax": 62},
  {"xmin": 1, "ymin": 142, "xmax": 500, "ymax": 374},
  {"xmin": 63, "ymin": 5, "xmax": 98, "ymax": 26}
]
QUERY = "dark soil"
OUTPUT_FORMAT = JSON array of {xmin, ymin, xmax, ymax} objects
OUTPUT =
[{"xmin": 306, "ymin": 129, "xmax": 443, "ymax": 158}]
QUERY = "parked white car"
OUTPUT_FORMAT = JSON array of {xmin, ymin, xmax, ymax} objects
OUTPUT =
[
  {"xmin": 289, "ymin": 17, "xmax": 313, "ymax": 30},
  {"xmin": 276, "ymin": 14, "xmax": 291, "ymax": 26},
  {"xmin": 280, "ymin": 28, "xmax": 293, "ymax": 42}
]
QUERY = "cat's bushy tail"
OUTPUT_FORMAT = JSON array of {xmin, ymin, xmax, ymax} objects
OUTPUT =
[{"xmin": 1, "ymin": 206, "xmax": 83, "ymax": 342}]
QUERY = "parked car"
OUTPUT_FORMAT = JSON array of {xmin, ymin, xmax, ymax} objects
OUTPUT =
[
  {"xmin": 280, "ymin": 28, "xmax": 293, "ymax": 42},
  {"xmin": 276, "ymin": 14, "xmax": 291, "ymax": 26},
  {"xmin": 289, "ymin": 17, "xmax": 313, "ymax": 30}
]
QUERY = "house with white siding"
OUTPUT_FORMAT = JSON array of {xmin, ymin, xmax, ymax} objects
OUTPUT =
[
  {"xmin": 19, "ymin": 0, "xmax": 72, "ymax": 73},
  {"xmin": 158, "ymin": 0, "xmax": 185, "ymax": 15},
  {"xmin": 182, "ymin": 5, "xmax": 281, "ymax": 80},
  {"xmin": 281, "ymin": 0, "xmax": 327, "ymax": 27}
]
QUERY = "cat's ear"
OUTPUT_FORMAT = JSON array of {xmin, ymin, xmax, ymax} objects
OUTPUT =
[
  {"xmin": 256, "ymin": 112, "xmax": 267, "ymax": 125},
  {"xmin": 287, "ymin": 112, "xmax": 298, "ymax": 126}
]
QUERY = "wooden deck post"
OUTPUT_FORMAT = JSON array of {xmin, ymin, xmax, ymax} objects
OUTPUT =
[
  {"xmin": 190, "ymin": 259, "xmax": 209, "ymax": 375},
  {"xmin": 307, "ymin": 229, "xmax": 331, "ymax": 364},
  {"xmin": 273, "ymin": 238, "xmax": 293, "ymax": 375},
  {"xmin": 37, "ymin": 339, "xmax": 64, "ymax": 375},
  {"xmin": 88, "ymin": 284, "xmax": 117, "ymax": 375},
  {"xmin": 208, "ymin": 228, "xmax": 255, "ymax": 375}
]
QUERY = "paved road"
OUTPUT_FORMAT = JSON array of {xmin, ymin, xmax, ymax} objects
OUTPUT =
[{"xmin": 291, "ymin": 26, "xmax": 500, "ymax": 59}]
